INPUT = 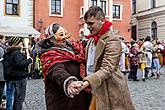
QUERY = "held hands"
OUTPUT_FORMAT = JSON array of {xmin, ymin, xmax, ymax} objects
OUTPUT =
[
  {"xmin": 81, "ymin": 81, "xmax": 90, "ymax": 91},
  {"xmin": 67, "ymin": 81, "xmax": 83, "ymax": 98},
  {"xmin": 67, "ymin": 81, "xmax": 90, "ymax": 98}
]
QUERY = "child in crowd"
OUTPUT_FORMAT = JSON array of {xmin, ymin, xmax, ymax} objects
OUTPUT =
[{"xmin": 128, "ymin": 41, "xmax": 139, "ymax": 81}]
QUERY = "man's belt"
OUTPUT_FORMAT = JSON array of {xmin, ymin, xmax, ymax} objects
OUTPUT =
[{"xmin": 147, "ymin": 50, "xmax": 151, "ymax": 52}]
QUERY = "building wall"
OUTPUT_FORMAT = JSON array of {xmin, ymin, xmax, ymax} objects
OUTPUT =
[
  {"xmin": 136, "ymin": 0, "xmax": 165, "ymax": 40},
  {"xmin": 157, "ymin": 14, "xmax": 165, "ymax": 40},
  {"xmin": 35, "ymin": 0, "xmax": 131, "ymax": 41},
  {"xmin": 137, "ymin": 0, "xmax": 149, "ymax": 12},
  {"xmin": 156, "ymin": 0, "xmax": 165, "ymax": 7},
  {"xmin": 113, "ymin": 0, "xmax": 131, "ymax": 41},
  {"xmin": 28, "ymin": 0, "xmax": 34, "ymax": 26},
  {"xmin": 137, "ymin": 0, "xmax": 165, "ymax": 12},
  {"xmin": 138, "ymin": 18, "xmax": 151, "ymax": 38},
  {"xmin": 138, "ymin": 13, "xmax": 165, "ymax": 40},
  {"xmin": 0, "ymin": 0, "xmax": 33, "ymax": 27},
  {"xmin": 35, "ymin": 0, "xmax": 81, "ymax": 40}
]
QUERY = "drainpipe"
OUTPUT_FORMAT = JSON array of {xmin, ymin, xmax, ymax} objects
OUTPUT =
[
  {"xmin": 109, "ymin": 0, "xmax": 113, "ymax": 30},
  {"xmin": 83, "ymin": 0, "xmax": 90, "ymax": 36},
  {"xmin": 33, "ymin": 0, "xmax": 35, "ymax": 28},
  {"xmin": 97, "ymin": 0, "xmax": 100, "ymax": 6}
]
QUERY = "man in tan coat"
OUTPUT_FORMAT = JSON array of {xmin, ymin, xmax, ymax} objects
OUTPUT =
[{"xmin": 81, "ymin": 6, "xmax": 135, "ymax": 110}]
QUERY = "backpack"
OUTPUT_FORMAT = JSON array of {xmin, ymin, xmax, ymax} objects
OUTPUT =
[{"xmin": 3, "ymin": 52, "xmax": 14, "ymax": 80}]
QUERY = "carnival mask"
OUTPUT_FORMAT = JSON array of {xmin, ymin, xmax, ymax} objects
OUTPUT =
[
  {"xmin": 54, "ymin": 26, "xmax": 71, "ymax": 41},
  {"xmin": 44, "ymin": 23, "xmax": 71, "ymax": 40}
]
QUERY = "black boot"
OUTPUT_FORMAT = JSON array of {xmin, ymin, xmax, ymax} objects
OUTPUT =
[
  {"xmin": 142, "ymin": 78, "xmax": 145, "ymax": 82},
  {"xmin": 150, "ymin": 72, "xmax": 155, "ymax": 78},
  {"xmin": 121, "ymin": 71, "xmax": 126, "ymax": 75},
  {"xmin": 145, "ymin": 67, "xmax": 149, "ymax": 79}
]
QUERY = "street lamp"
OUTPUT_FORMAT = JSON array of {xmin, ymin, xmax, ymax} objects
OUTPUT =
[
  {"xmin": 128, "ymin": 20, "xmax": 133, "ymax": 32},
  {"xmin": 38, "ymin": 18, "xmax": 43, "ymax": 32}
]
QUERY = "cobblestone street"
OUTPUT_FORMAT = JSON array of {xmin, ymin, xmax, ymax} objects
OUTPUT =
[
  {"xmin": 23, "ymin": 67, "xmax": 165, "ymax": 110},
  {"xmin": 128, "ymin": 67, "xmax": 165, "ymax": 110},
  {"xmin": 23, "ymin": 79, "xmax": 45, "ymax": 110}
]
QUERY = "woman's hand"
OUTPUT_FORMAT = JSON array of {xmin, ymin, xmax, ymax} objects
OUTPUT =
[{"xmin": 67, "ymin": 81, "xmax": 83, "ymax": 98}]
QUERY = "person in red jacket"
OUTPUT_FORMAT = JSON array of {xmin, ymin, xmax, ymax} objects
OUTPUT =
[{"xmin": 162, "ymin": 47, "xmax": 165, "ymax": 66}]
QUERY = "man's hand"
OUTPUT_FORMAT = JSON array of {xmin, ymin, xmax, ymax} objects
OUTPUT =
[
  {"xmin": 67, "ymin": 81, "xmax": 83, "ymax": 98},
  {"xmin": 81, "ymin": 81, "xmax": 90, "ymax": 90}
]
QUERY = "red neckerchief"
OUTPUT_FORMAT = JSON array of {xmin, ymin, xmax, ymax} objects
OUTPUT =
[
  {"xmin": 86, "ymin": 20, "xmax": 112, "ymax": 46},
  {"xmin": 40, "ymin": 41, "xmax": 86, "ymax": 81},
  {"xmin": 138, "ymin": 42, "xmax": 144, "ymax": 49}
]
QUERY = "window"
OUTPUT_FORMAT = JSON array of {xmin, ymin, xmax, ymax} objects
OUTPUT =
[
  {"xmin": 151, "ymin": 0, "xmax": 156, "ymax": 8},
  {"xmin": 50, "ymin": 0, "xmax": 62, "ymax": 15},
  {"xmin": 113, "ymin": 5, "xmax": 120, "ymax": 19},
  {"xmin": 100, "ymin": 0, "xmax": 107, "ymax": 15},
  {"xmin": 131, "ymin": 25, "xmax": 137, "ymax": 41},
  {"xmin": 5, "ymin": 0, "xmax": 19, "ymax": 15},
  {"xmin": 151, "ymin": 21, "xmax": 157, "ymax": 40},
  {"xmin": 91, "ymin": 0, "xmax": 97, "ymax": 6},
  {"xmin": 132, "ymin": 0, "xmax": 136, "ymax": 14},
  {"xmin": 80, "ymin": 6, "xmax": 84, "ymax": 17}
]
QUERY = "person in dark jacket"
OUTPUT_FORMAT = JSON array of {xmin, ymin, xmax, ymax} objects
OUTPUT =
[
  {"xmin": 0, "ymin": 35, "xmax": 5, "ymax": 108},
  {"xmin": 5, "ymin": 36, "xmax": 32, "ymax": 110},
  {"xmin": 128, "ymin": 41, "xmax": 139, "ymax": 81},
  {"xmin": 38, "ymin": 23, "xmax": 91, "ymax": 110}
]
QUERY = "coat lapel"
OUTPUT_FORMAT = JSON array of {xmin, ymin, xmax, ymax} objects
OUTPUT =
[
  {"xmin": 93, "ymin": 30, "xmax": 111, "ymax": 70},
  {"xmin": 85, "ymin": 38, "xmax": 93, "ymax": 61},
  {"xmin": 86, "ymin": 29, "xmax": 111, "ymax": 71},
  {"xmin": 94, "ymin": 39, "xmax": 105, "ymax": 64}
]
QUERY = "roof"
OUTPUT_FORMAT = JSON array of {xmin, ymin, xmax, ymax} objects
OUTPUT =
[{"xmin": 0, "ymin": 26, "xmax": 41, "ymax": 38}]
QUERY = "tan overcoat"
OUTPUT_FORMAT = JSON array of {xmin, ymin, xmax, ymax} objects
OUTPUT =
[{"xmin": 84, "ymin": 29, "xmax": 135, "ymax": 110}]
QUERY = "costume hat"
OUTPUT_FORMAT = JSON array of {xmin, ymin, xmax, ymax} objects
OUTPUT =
[{"xmin": 10, "ymin": 36, "xmax": 22, "ymax": 45}]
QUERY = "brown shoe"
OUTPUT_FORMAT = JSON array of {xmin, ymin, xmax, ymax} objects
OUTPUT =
[{"xmin": 156, "ymin": 73, "xmax": 160, "ymax": 79}]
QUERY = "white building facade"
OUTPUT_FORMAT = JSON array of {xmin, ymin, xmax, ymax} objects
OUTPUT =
[
  {"xmin": 131, "ymin": 0, "xmax": 165, "ymax": 40},
  {"xmin": 0, "ymin": 0, "xmax": 40, "ymax": 37}
]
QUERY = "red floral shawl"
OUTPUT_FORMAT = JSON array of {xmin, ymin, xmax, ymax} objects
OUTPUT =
[{"xmin": 40, "ymin": 41, "xmax": 85, "ymax": 81}]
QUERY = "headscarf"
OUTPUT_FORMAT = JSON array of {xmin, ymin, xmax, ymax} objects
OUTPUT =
[{"xmin": 40, "ymin": 41, "xmax": 86, "ymax": 81}]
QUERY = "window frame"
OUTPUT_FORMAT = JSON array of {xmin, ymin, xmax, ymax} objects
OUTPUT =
[
  {"xmin": 151, "ymin": 21, "xmax": 157, "ymax": 40},
  {"xmin": 100, "ymin": 0, "xmax": 108, "ymax": 16},
  {"xmin": 49, "ymin": 0, "xmax": 63, "ymax": 17},
  {"xmin": 151, "ymin": 0, "xmax": 156, "ymax": 9},
  {"xmin": 113, "ymin": 4, "xmax": 122, "ymax": 20},
  {"xmin": 5, "ymin": 0, "xmax": 20, "ymax": 16},
  {"xmin": 80, "ymin": 6, "xmax": 84, "ymax": 18},
  {"xmin": 131, "ymin": 25, "xmax": 137, "ymax": 41},
  {"xmin": 132, "ymin": 0, "xmax": 136, "ymax": 14},
  {"xmin": 91, "ymin": 0, "xmax": 97, "ymax": 6}
]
